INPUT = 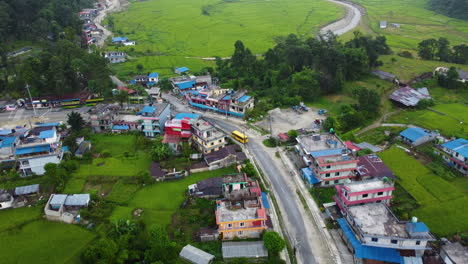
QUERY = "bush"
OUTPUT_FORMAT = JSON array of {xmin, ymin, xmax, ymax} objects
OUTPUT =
[
  {"xmin": 356, "ymin": 148, "xmax": 373, "ymax": 156},
  {"xmin": 101, "ymin": 150, "xmax": 111, "ymax": 158},
  {"xmin": 397, "ymin": 50, "xmax": 413, "ymax": 58},
  {"xmin": 263, "ymin": 231, "xmax": 286, "ymax": 254},
  {"xmin": 263, "ymin": 137, "xmax": 278, "ymax": 148}
]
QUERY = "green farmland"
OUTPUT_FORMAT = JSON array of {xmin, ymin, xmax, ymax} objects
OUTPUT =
[
  {"xmin": 379, "ymin": 147, "xmax": 468, "ymax": 236},
  {"xmin": 108, "ymin": 0, "xmax": 344, "ymax": 77},
  {"xmin": 351, "ymin": 0, "xmax": 468, "ymax": 51}
]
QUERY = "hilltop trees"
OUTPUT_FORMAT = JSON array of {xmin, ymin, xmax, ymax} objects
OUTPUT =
[
  {"xmin": 418, "ymin": 38, "xmax": 468, "ymax": 64},
  {"xmin": 429, "ymin": 0, "xmax": 468, "ymax": 21}
]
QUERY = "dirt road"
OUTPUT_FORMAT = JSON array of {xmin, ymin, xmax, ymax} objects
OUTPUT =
[
  {"xmin": 319, "ymin": 0, "xmax": 363, "ymax": 36},
  {"xmin": 93, "ymin": 0, "xmax": 126, "ymax": 47}
]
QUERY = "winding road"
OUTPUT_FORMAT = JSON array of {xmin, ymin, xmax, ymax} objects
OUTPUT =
[{"xmin": 319, "ymin": 0, "xmax": 363, "ymax": 36}]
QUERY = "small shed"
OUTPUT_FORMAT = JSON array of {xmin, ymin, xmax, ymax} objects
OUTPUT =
[
  {"xmin": 175, "ymin": 67, "xmax": 189, "ymax": 74},
  {"xmin": 179, "ymin": 244, "xmax": 215, "ymax": 264},
  {"xmin": 14, "ymin": 184, "xmax": 40, "ymax": 196},
  {"xmin": 222, "ymin": 241, "xmax": 268, "ymax": 259},
  {"xmin": 380, "ymin": 21, "xmax": 387, "ymax": 29}
]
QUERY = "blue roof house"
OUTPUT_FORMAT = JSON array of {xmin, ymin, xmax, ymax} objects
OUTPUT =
[
  {"xmin": 399, "ymin": 127, "xmax": 436, "ymax": 147},
  {"xmin": 148, "ymin": 72, "xmax": 159, "ymax": 84},
  {"xmin": 175, "ymin": 67, "xmax": 189, "ymax": 74},
  {"xmin": 0, "ymin": 136, "xmax": 18, "ymax": 157},
  {"xmin": 439, "ymin": 138, "xmax": 468, "ymax": 175},
  {"xmin": 112, "ymin": 37, "xmax": 128, "ymax": 43}
]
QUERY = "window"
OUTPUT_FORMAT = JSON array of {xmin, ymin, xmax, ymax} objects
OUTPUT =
[
  {"xmin": 238, "ymin": 231, "xmax": 243, "ymax": 235},
  {"xmin": 211, "ymin": 142, "xmax": 214, "ymax": 146},
  {"xmin": 416, "ymin": 241, "xmax": 421, "ymax": 245},
  {"xmin": 363, "ymin": 194, "xmax": 368, "ymax": 198},
  {"xmin": 227, "ymin": 223, "xmax": 232, "ymax": 228},
  {"xmin": 325, "ymin": 173, "xmax": 330, "ymax": 177},
  {"xmin": 371, "ymin": 237, "xmax": 378, "ymax": 242},
  {"xmin": 219, "ymin": 139, "xmax": 222, "ymax": 143},
  {"xmin": 326, "ymin": 165, "xmax": 331, "ymax": 169},
  {"xmin": 391, "ymin": 240, "xmax": 398, "ymax": 244},
  {"xmin": 335, "ymin": 172, "xmax": 340, "ymax": 176},
  {"xmin": 240, "ymin": 222, "xmax": 245, "ymax": 227},
  {"xmin": 377, "ymin": 192, "xmax": 383, "ymax": 195}
]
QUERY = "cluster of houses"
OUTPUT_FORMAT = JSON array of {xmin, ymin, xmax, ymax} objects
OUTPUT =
[{"xmin": 0, "ymin": 184, "xmax": 40, "ymax": 209}]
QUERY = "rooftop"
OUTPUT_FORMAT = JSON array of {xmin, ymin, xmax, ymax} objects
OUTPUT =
[
  {"xmin": 222, "ymin": 173, "xmax": 246, "ymax": 184},
  {"xmin": 441, "ymin": 138, "xmax": 468, "ymax": 158},
  {"xmin": 357, "ymin": 155, "xmax": 395, "ymax": 179},
  {"xmin": 217, "ymin": 198, "xmax": 263, "ymax": 222},
  {"xmin": 0, "ymin": 136, "xmax": 16, "ymax": 148},
  {"xmin": 174, "ymin": 113, "xmax": 201, "ymax": 120},
  {"xmin": 400, "ymin": 127, "xmax": 431, "ymax": 142},
  {"xmin": 297, "ymin": 133, "xmax": 347, "ymax": 157},
  {"xmin": 389, "ymin": 86, "xmax": 431, "ymax": 107},
  {"xmin": 442, "ymin": 242, "xmax": 468, "ymax": 264},
  {"xmin": 179, "ymin": 244, "xmax": 214, "ymax": 264},
  {"xmin": 343, "ymin": 179, "xmax": 394, "ymax": 193},
  {"xmin": 139, "ymin": 103, "xmax": 169, "ymax": 117},
  {"xmin": 222, "ymin": 241, "xmax": 268, "ymax": 259},
  {"xmin": 14, "ymin": 184, "xmax": 39, "ymax": 196}
]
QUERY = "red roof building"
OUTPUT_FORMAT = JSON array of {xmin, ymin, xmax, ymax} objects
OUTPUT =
[{"xmin": 117, "ymin": 86, "xmax": 136, "ymax": 94}]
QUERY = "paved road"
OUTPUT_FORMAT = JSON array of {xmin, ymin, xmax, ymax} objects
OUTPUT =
[
  {"xmin": 319, "ymin": 0, "xmax": 363, "ymax": 36},
  {"xmin": 0, "ymin": 107, "xmax": 91, "ymax": 128}
]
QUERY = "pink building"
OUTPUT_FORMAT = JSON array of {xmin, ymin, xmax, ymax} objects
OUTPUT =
[{"xmin": 334, "ymin": 179, "xmax": 394, "ymax": 214}]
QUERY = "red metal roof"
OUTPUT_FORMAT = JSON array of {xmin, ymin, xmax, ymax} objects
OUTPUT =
[
  {"xmin": 345, "ymin": 141, "xmax": 361, "ymax": 151},
  {"xmin": 117, "ymin": 86, "xmax": 136, "ymax": 94}
]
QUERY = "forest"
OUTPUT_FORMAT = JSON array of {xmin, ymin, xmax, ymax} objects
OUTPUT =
[
  {"xmin": 0, "ymin": 0, "xmax": 113, "ymax": 97},
  {"xmin": 428, "ymin": 0, "xmax": 468, "ymax": 21}
]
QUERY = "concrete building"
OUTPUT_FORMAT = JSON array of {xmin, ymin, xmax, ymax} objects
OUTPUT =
[
  {"xmin": 435, "ymin": 138, "xmax": 468, "ymax": 175},
  {"xmin": 187, "ymin": 88, "xmax": 254, "ymax": 118},
  {"xmin": 357, "ymin": 154, "xmax": 395, "ymax": 180},
  {"xmin": 399, "ymin": 127, "xmax": 437, "ymax": 147},
  {"xmin": 334, "ymin": 179, "xmax": 395, "ymax": 213},
  {"xmin": 140, "ymin": 104, "xmax": 171, "ymax": 138},
  {"xmin": 104, "ymin": 51, "xmax": 126, "ymax": 63},
  {"xmin": 192, "ymin": 119, "xmax": 227, "ymax": 154},
  {"xmin": 297, "ymin": 133, "xmax": 358, "ymax": 186},
  {"xmin": 89, "ymin": 104, "xmax": 121, "ymax": 133},
  {"xmin": 440, "ymin": 242, "xmax": 468, "ymax": 264},
  {"xmin": 0, "ymin": 190, "xmax": 14, "ymax": 209},
  {"xmin": 44, "ymin": 194, "xmax": 90, "ymax": 224}
]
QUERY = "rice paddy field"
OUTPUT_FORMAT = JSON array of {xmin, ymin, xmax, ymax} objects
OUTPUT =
[
  {"xmin": 107, "ymin": 0, "xmax": 344, "ymax": 77},
  {"xmin": 349, "ymin": 0, "xmax": 468, "ymax": 51},
  {"xmin": 379, "ymin": 147, "xmax": 468, "ymax": 237}
]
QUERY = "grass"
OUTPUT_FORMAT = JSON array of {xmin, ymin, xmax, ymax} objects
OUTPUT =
[
  {"xmin": 349, "ymin": 0, "xmax": 468, "ymax": 51},
  {"xmin": 310, "ymin": 187, "xmax": 336, "ymax": 205},
  {"xmin": 0, "ymin": 220, "xmax": 95, "ymax": 264},
  {"xmin": 106, "ymin": 179, "xmax": 141, "ymax": 204},
  {"xmin": 108, "ymin": 0, "xmax": 345, "ymax": 79},
  {"xmin": 0, "ymin": 207, "xmax": 42, "ymax": 232},
  {"xmin": 357, "ymin": 126, "xmax": 406, "ymax": 145},
  {"xmin": 379, "ymin": 147, "xmax": 468, "ymax": 236},
  {"xmin": 386, "ymin": 103, "xmax": 468, "ymax": 138}
]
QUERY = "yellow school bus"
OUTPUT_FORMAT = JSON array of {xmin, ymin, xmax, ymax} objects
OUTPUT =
[{"xmin": 231, "ymin": 130, "xmax": 248, "ymax": 144}]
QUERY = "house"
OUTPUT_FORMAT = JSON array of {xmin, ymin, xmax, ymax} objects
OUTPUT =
[
  {"xmin": 188, "ymin": 177, "xmax": 223, "ymax": 198},
  {"xmin": 380, "ymin": 21, "xmax": 387, "ymax": 29},
  {"xmin": 440, "ymin": 242, "xmax": 468, "ymax": 264},
  {"xmin": 148, "ymin": 72, "xmax": 159, "ymax": 84},
  {"xmin": 44, "ymin": 194, "xmax": 90, "ymax": 223},
  {"xmin": 149, "ymin": 162, "xmax": 166, "ymax": 181},
  {"xmin": 186, "ymin": 88, "xmax": 255, "ymax": 118},
  {"xmin": 112, "ymin": 36, "xmax": 128, "ymax": 43},
  {"xmin": 75, "ymin": 141, "xmax": 91, "ymax": 158},
  {"xmin": 139, "ymin": 103, "xmax": 171, "ymax": 137},
  {"xmin": 337, "ymin": 211, "xmax": 434, "ymax": 264},
  {"xmin": 222, "ymin": 241, "xmax": 268, "ymax": 259},
  {"xmin": 203, "ymin": 144, "xmax": 247, "ymax": 169},
  {"xmin": 192, "ymin": 119, "xmax": 227, "ymax": 154},
  {"xmin": 145, "ymin": 87, "xmax": 161, "ymax": 101},
  {"xmin": 391, "ymin": 23, "xmax": 401, "ymax": 28},
  {"xmin": 199, "ymin": 228, "xmax": 219, "ymax": 242},
  {"xmin": 133, "ymin": 75, "xmax": 149, "ymax": 84},
  {"xmin": 14, "ymin": 184, "xmax": 40, "ymax": 197},
  {"xmin": 179, "ymin": 244, "xmax": 215, "ymax": 264},
  {"xmin": 175, "ymin": 67, "xmax": 189, "ymax": 74},
  {"xmin": 435, "ymin": 138, "xmax": 468, "ymax": 175},
  {"xmin": 104, "ymin": 51, "xmax": 126, "ymax": 63},
  {"xmin": 372, "ymin": 70, "xmax": 398, "ymax": 83},
  {"xmin": 357, "ymin": 155, "xmax": 395, "ymax": 180},
  {"xmin": 354, "ymin": 142, "xmax": 382, "ymax": 153},
  {"xmin": 296, "ymin": 133, "xmax": 359, "ymax": 187},
  {"xmin": 0, "ymin": 136, "xmax": 19, "ymax": 163},
  {"xmin": 389, "ymin": 86, "xmax": 431, "ymax": 107},
  {"xmin": 278, "ymin": 133, "xmax": 289, "ymax": 142},
  {"xmin": 123, "ymin": 41, "xmax": 136, "ymax": 46},
  {"xmin": 116, "ymin": 86, "xmax": 136, "ymax": 95},
  {"xmin": 334, "ymin": 178, "xmax": 395, "ymax": 213},
  {"xmin": 434, "ymin": 67, "xmax": 468, "ymax": 83},
  {"xmin": 89, "ymin": 104, "xmax": 120, "ymax": 133},
  {"xmin": 112, "ymin": 115, "xmax": 142, "ymax": 132},
  {"xmin": 399, "ymin": 127, "xmax": 437, "ymax": 147},
  {"xmin": 0, "ymin": 190, "xmax": 14, "ymax": 209}
]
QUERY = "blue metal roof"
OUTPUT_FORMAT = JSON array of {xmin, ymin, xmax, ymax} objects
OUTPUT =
[
  {"xmin": 38, "ymin": 122, "xmax": 60, "ymax": 127},
  {"xmin": 0, "ymin": 136, "xmax": 16, "ymax": 147},
  {"xmin": 442, "ymin": 138, "xmax": 468, "ymax": 158},
  {"xmin": 129, "ymin": 80, "xmax": 136, "ymax": 84},
  {"xmin": 15, "ymin": 145, "xmax": 51, "ymax": 155},
  {"xmin": 113, "ymin": 125, "xmax": 129, "ymax": 130},
  {"xmin": 0, "ymin": 129, "xmax": 11, "ymax": 136},
  {"xmin": 146, "ymin": 81, "xmax": 155, "ymax": 87},
  {"xmin": 337, "ymin": 218, "xmax": 404, "ymax": 264},
  {"xmin": 261, "ymin": 192, "xmax": 270, "ymax": 209},
  {"xmin": 148, "ymin": 72, "xmax": 159, "ymax": 78},
  {"xmin": 62, "ymin": 146, "xmax": 70, "ymax": 152},
  {"xmin": 38, "ymin": 130, "xmax": 55, "ymax": 139},
  {"xmin": 174, "ymin": 113, "xmax": 201, "ymax": 120},
  {"xmin": 310, "ymin": 148, "xmax": 344, "ymax": 158},
  {"xmin": 222, "ymin": 95, "xmax": 231, "ymax": 100},
  {"xmin": 238, "ymin": 95, "xmax": 251, "ymax": 103},
  {"xmin": 176, "ymin": 67, "xmax": 189, "ymax": 73},
  {"xmin": 141, "ymin": 105, "xmax": 156, "ymax": 114},
  {"xmin": 407, "ymin": 222, "xmax": 430, "ymax": 233},
  {"xmin": 399, "ymin": 127, "xmax": 429, "ymax": 142},
  {"xmin": 301, "ymin": 167, "xmax": 320, "ymax": 184},
  {"xmin": 189, "ymin": 101, "xmax": 245, "ymax": 117},
  {"xmin": 177, "ymin": 81, "xmax": 195, "ymax": 90},
  {"xmin": 112, "ymin": 37, "xmax": 128, "ymax": 42}
]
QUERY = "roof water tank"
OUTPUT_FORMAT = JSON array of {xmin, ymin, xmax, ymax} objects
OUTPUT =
[{"xmin": 411, "ymin": 216, "xmax": 418, "ymax": 223}]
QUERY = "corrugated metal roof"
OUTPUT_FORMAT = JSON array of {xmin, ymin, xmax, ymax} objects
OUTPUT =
[
  {"xmin": 14, "ymin": 184, "xmax": 39, "ymax": 195},
  {"xmin": 112, "ymin": 125, "xmax": 129, "ymax": 130},
  {"xmin": 442, "ymin": 138, "xmax": 468, "ymax": 158},
  {"xmin": 15, "ymin": 144, "xmax": 51, "ymax": 155},
  {"xmin": 148, "ymin": 72, "xmax": 159, "ymax": 78},
  {"xmin": 310, "ymin": 148, "xmax": 344, "ymax": 158},
  {"xmin": 38, "ymin": 122, "xmax": 60, "ymax": 127},
  {"xmin": 64, "ymin": 194, "xmax": 90, "ymax": 206},
  {"xmin": 403, "ymin": 257, "xmax": 423, "ymax": 264},
  {"xmin": 261, "ymin": 192, "xmax": 270, "ymax": 209},
  {"xmin": 406, "ymin": 222, "xmax": 429, "ymax": 233},
  {"xmin": 222, "ymin": 241, "xmax": 268, "ymax": 259},
  {"xmin": 0, "ymin": 136, "xmax": 16, "ymax": 147},
  {"xmin": 141, "ymin": 105, "xmax": 156, "ymax": 114},
  {"xmin": 174, "ymin": 113, "xmax": 201, "ymax": 120},
  {"xmin": 50, "ymin": 194, "xmax": 67, "ymax": 205},
  {"xmin": 354, "ymin": 142, "xmax": 382, "ymax": 153},
  {"xmin": 179, "ymin": 244, "xmax": 214, "ymax": 264},
  {"xmin": 176, "ymin": 67, "xmax": 189, "ymax": 73},
  {"xmin": 389, "ymin": 87, "xmax": 430, "ymax": 107},
  {"xmin": 177, "ymin": 81, "xmax": 195, "ymax": 90},
  {"xmin": 238, "ymin": 95, "xmax": 251, "ymax": 103},
  {"xmin": 301, "ymin": 167, "xmax": 320, "ymax": 184},
  {"xmin": 399, "ymin": 127, "xmax": 429, "ymax": 142},
  {"xmin": 38, "ymin": 130, "xmax": 55, "ymax": 139}
]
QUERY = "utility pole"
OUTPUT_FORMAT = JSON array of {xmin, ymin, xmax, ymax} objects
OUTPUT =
[{"xmin": 25, "ymin": 84, "xmax": 37, "ymax": 117}]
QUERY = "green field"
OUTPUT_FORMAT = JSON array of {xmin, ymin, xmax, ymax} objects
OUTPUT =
[
  {"xmin": 387, "ymin": 103, "xmax": 468, "ymax": 138},
  {"xmin": 0, "ymin": 207, "xmax": 41, "ymax": 232},
  {"xmin": 108, "ymin": 0, "xmax": 344, "ymax": 78},
  {"xmin": 350, "ymin": 0, "xmax": 468, "ymax": 51},
  {"xmin": 0, "ymin": 220, "xmax": 95, "ymax": 264},
  {"xmin": 379, "ymin": 147, "xmax": 468, "ymax": 236}
]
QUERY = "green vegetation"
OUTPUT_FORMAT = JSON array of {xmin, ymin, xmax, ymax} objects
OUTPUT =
[
  {"xmin": 0, "ymin": 207, "xmax": 41, "ymax": 232},
  {"xmin": 429, "ymin": 0, "xmax": 468, "ymax": 21},
  {"xmin": 351, "ymin": 0, "xmax": 468, "ymax": 51},
  {"xmin": 108, "ymin": 0, "xmax": 344, "ymax": 77},
  {"xmin": 379, "ymin": 147, "xmax": 468, "ymax": 236},
  {"xmin": 0, "ymin": 221, "xmax": 95, "ymax": 264},
  {"xmin": 357, "ymin": 126, "xmax": 405, "ymax": 145},
  {"xmin": 386, "ymin": 103, "xmax": 468, "ymax": 138},
  {"xmin": 310, "ymin": 187, "xmax": 336, "ymax": 205}
]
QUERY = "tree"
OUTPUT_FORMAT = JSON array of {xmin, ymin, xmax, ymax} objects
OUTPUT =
[
  {"xmin": 436, "ymin": 37, "xmax": 452, "ymax": 62},
  {"xmin": 353, "ymin": 87, "xmax": 381, "ymax": 117},
  {"xmin": 323, "ymin": 116, "xmax": 338, "ymax": 132},
  {"xmin": 63, "ymin": 134, "xmax": 78, "ymax": 154},
  {"xmin": 43, "ymin": 163, "xmax": 68, "ymax": 191},
  {"xmin": 291, "ymin": 68, "xmax": 322, "ymax": 101},
  {"xmin": 418, "ymin": 39, "xmax": 438, "ymax": 60},
  {"xmin": 263, "ymin": 231, "xmax": 286, "ymax": 254},
  {"xmin": 181, "ymin": 142, "xmax": 191, "ymax": 158},
  {"xmin": 151, "ymin": 137, "xmax": 173, "ymax": 161},
  {"xmin": 115, "ymin": 90, "xmax": 129, "ymax": 107},
  {"xmin": 81, "ymin": 238, "xmax": 119, "ymax": 264},
  {"xmin": 287, "ymin": 129, "xmax": 299, "ymax": 140},
  {"xmin": 67, "ymin": 111, "xmax": 85, "ymax": 132},
  {"xmin": 144, "ymin": 227, "xmax": 179, "ymax": 263}
]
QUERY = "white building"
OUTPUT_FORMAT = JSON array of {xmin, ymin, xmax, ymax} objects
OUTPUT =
[{"xmin": 44, "ymin": 194, "xmax": 90, "ymax": 224}]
